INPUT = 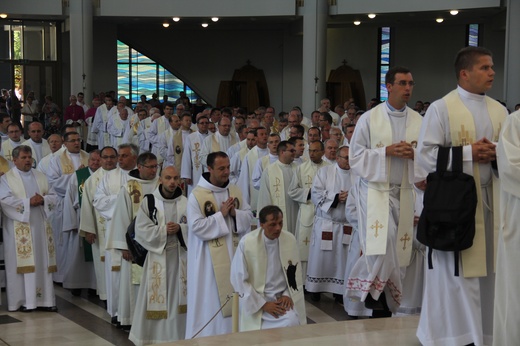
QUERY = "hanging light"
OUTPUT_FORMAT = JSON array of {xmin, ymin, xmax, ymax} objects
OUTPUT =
[
  {"xmin": 162, "ymin": 22, "xmax": 170, "ymax": 28},
  {"xmin": 201, "ymin": 23, "xmax": 209, "ymax": 28},
  {"xmin": 436, "ymin": 18, "xmax": 444, "ymax": 23},
  {"xmin": 172, "ymin": 17, "xmax": 180, "ymax": 22},
  {"xmin": 368, "ymin": 14, "xmax": 376, "ymax": 19},
  {"xmin": 354, "ymin": 21, "xmax": 361, "ymax": 26},
  {"xmin": 211, "ymin": 17, "xmax": 219, "ymax": 22},
  {"xmin": 0, "ymin": 14, "xmax": 7, "ymax": 19},
  {"xmin": 450, "ymin": 10, "xmax": 459, "ymax": 16}
]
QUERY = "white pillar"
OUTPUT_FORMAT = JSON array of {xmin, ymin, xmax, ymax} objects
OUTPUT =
[
  {"xmin": 504, "ymin": 0, "xmax": 520, "ymax": 110},
  {"xmin": 301, "ymin": 0, "xmax": 328, "ymax": 116},
  {"xmin": 69, "ymin": 0, "xmax": 93, "ymax": 103}
]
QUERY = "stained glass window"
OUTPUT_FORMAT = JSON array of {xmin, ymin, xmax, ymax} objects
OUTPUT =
[
  {"xmin": 468, "ymin": 24, "xmax": 479, "ymax": 47},
  {"xmin": 117, "ymin": 40, "xmax": 203, "ymax": 106},
  {"xmin": 378, "ymin": 27, "xmax": 391, "ymax": 101}
]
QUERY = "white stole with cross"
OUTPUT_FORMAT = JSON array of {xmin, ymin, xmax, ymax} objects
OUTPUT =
[
  {"xmin": 444, "ymin": 89, "xmax": 505, "ymax": 277},
  {"xmin": 365, "ymin": 104, "xmax": 422, "ymax": 267}
]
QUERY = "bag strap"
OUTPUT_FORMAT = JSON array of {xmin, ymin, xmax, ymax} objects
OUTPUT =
[
  {"xmin": 451, "ymin": 146, "xmax": 463, "ymax": 173},
  {"xmin": 145, "ymin": 194, "xmax": 158, "ymax": 225},
  {"xmin": 436, "ymin": 147, "xmax": 450, "ymax": 173}
]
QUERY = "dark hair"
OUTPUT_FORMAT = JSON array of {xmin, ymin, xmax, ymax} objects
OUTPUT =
[
  {"xmin": 7, "ymin": 122, "xmax": 22, "ymax": 131},
  {"xmin": 197, "ymin": 115, "xmax": 209, "ymax": 124},
  {"xmin": 308, "ymin": 140, "xmax": 325, "ymax": 151},
  {"xmin": 12, "ymin": 145, "xmax": 32, "ymax": 159},
  {"xmin": 63, "ymin": 131, "xmax": 80, "ymax": 142},
  {"xmin": 385, "ymin": 66, "xmax": 412, "ymax": 85},
  {"xmin": 288, "ymin": 136, "xmax": 304, "ymax": 146},
  {"xmin": 454, "ymin": 46, "xmax": 492, "ymax": 80},
  {"xmin": 259, "ymin": 205, "xmax": 283, "ymax": 224},
  {"xmin": 62, "ymin": 124, "xmax": 76, "ymax": 134},
  {"xmin": 319, "ymin": 112, "xmax": 333, "ymax": 125},
  {"xmin": 308, "ymin": 126, "xmax": 321, "ymax": 137},
  {"xmin": 207, "ymin": 151, "xmax": 228, "ymax": 169},
  {"xmin": 0, "ymin": 113, "xmax": 10, "ymax": 123},
  {"xmin": 100, "ymin": 146, "xmax": 117, "ymax": 157},
  {"xmin": 137, "ymin": 152, "xmax": 157, "ymax": 166},
  {"xmin": 210, "ymin": 108, "xmax": 221, "ymax": 116},
  {"xmin": 290, "ymin": 124, "xmax": 305, "ymax": 137},
  {"xmin": 277, "ymin": 140, "xmax": 292, "ymax": 155}
]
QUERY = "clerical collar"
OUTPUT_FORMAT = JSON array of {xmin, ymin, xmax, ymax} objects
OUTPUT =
[
  {"xmin": 385, "ymin": 101, "xmax": 406, "ymax": 112},
  {"xmin": 457, "ymin": 85, "xmax": 486, "ymax": 101},
  {"xmin": 201, "ymin": 172, "xmax": 230, "ymax": 188},
  {"xmin": 129, "ymin": 168, "xmax": 142, "ymax": 179}
]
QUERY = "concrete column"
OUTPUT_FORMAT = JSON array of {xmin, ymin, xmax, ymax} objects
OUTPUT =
[
  {"xmin": 69, "ymin": 0, "xmax": 93, "ymax": 102},
  {"xmin": 504, "ymin": 0, "xmax": 520, "ymax": 110},
  {"xmin": 302, "ymin": 0, "xmax": 328, "ymax": 116}
]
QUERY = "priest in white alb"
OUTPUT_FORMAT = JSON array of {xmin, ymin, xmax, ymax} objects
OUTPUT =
[
  {"xmin": 0, "ymin": 145, "xmax": 58, "ymax": 312},
  {"xmin": 180, "ymin": 114, "xmax": 210, "ymax": 196},
  {"xmin": 231, "ymin": 205, "xmax": 306, "ymax": 331},
  {"xmin": 186, "ymin": 152, "xmax": 252, "ymax": 338}
]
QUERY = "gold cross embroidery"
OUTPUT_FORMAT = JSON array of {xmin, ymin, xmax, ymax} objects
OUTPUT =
[
  {"xmin": 303, "ymin": 237, "xmax": 310, "ymax": 245},
  {"xmin": 370, "ymin": 220, "xmax": 383, "ymax": 238},
  {"xmin": 193, "ymin": 142, "xmax": 201, "ymax": 170},
  {"xmin": 400, "ymin": 233, "xmax": 411, "ymax": 250}
]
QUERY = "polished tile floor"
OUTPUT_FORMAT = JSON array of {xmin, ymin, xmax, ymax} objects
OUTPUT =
[{"xmin": 0, "ymin": 286, "xmax": 421, "ymax": 345}]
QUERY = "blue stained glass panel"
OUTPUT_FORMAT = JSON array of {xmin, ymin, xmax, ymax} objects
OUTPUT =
[
  {"xmin": 117, "ymin": 63, "xmax": 130, "ymax": 99},
  {"xmin": 468, "ymin": 24, "xmax": 479, "ymax": 47},
  {"xmin": 185, "ymin": 86, "xmax": 199, "ymax": 103},
  {"xmin": 117, "ymin": 40, "xmax": 129, "ymax": 63}
]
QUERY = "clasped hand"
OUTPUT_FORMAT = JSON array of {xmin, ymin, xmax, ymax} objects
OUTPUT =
[
  {"xmin": 262, "ymin": 296, "xmax": 294, "ymax": 318},
  {"xmin": 472, "ymin": 137, "xmax": 496, "ymax": 164},
  {"xmin": 386, "ymin": 141, "xmax": 414, "ymax": 160}
]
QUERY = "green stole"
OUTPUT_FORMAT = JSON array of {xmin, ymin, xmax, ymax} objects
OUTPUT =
[
  {"xmin": 76, "ymin": 167, "xmax": 93, "ymax": 262},
  {"xmin": 444, "ymin": 89, "xmax": 505, "ymax": 277},
  {"xmin": 192, "ymin": 184, "xmax": 242, "ymax": 317}
]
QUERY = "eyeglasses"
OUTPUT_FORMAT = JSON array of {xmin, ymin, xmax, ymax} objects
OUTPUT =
[
  {"xmin": 337, "ymin": 155, "xmax": 349, "ymax": 160},
  {"xmin": 140, "ymin": 164, "xmax": 160, "ymax": 169},
  {"xmin": 394, "ymin": 81, "xmax": 416, "ymax": 87}
]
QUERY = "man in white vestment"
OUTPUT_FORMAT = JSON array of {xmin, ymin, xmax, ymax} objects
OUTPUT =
[
  {"xmin": 416, "ymin": 47, "xmax": 507, "ymax": 346},
  {"xmin": 257, "ymin": 141, "xmax": 298, "ymax": 235},
  {"xmin": 47, "ymin": 131, "xmax": 89, "ymax": 283},
  {"xmin": 156, "ymin": 114, "xmax": 180, "ymax": 166},
  {"xmin": 322, "ymin": 138, "xmax": 338, "ymax": 165},
  {"xmin": 36, "ymin": 134, "xmax": 62, "ymax": 176},
  {"xmin": 0, "ymin": 113, "xmax": 11, "ymax": 144},
  {"xmin": 200, "ymin": 117, "xmax": 238, "ymax": 169},
  {"xmin": 306, "ymin": 146, "xmax": 353, "ymax": 303},
  {"xmin": 493, "ymin": 110, "xmax": 520, "ymax": 345},
  {"xmin": 21, "ymin": 122, "xmax": 50, "ymax": 167},
  {"xmin": 106, "ymin": 152, "xmax": 159, "ymax": 329},
  {"xmin": 164, "ymin": 112, "xmax": 193, "ymax": 171},
  {"xmin": 93, "ymin": 143, "xmax": 138, "ymax": 324},
  {"xmin": 229, "ymin": 129, "xmax": 256, "ymax": 184},
  {"xmin": 0, "ymin": 145, "xmax": 58, "ymax": 312},
  {"xmin": 231, "ymin": 205, "xmax": 306, "ymax": 331},
  {"xmin": 346, "ymin": 66, "xmax": 423, "ymax": 318},
  {"xmin": 124, "ymin": 108, "xmax": 147, "ymax": 149},
  {"xmin": 251, "ymin": 133, "xmax": 280, "ymax": 191},
  {"xmin": 181, "ymin": 115, "xmax": 210, "ymax": 196},
  {"xmin": 79, "ymin": 146, "xmax": 118, "ymax": 303},
  {"xmin": 288, "ymin": 140, "xmax": 329, "ymax": 284},
  {"xmin": 237, "ymin": 126, "xmax": 269, "ymax": 215},
  {"xmin": 107, "ymin": 107, "xmax": 130, "ymax": 148},
  {"xmin": 91, "ymin": 95, "xmax": 115, "ymax": 150},
  {"xmin": 185, "ymin": 151, "xmax": 252, "ymax": 338},
  {"xmin": 129, "ymin": 166, "xmax": 188, "ymax": 345},
  {"xmin": 0, "ymin": 123, "xmax": 22, "ymax": 160},
  {"xmin": 61, "ymin": 151, "xmax": 101, "ymax": 295},
  {"xmin": 148, "ymin": 103, "xmax": 181, "ymax": 159}
]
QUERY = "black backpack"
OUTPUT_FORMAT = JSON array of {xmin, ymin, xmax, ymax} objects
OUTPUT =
[
  {"xmin": 126, "ymin": 194, "xmax": 156, "ymax": 267},
  {"xmin": 417, "ymin": 146, "xmax": 478, "ymax": 276}
]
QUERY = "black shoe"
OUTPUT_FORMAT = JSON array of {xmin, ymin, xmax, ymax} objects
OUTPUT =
[
  {"xmin": 87, "ymin": 289, "xmax": 97, "ymax": 296},
  {"xmin": 310, "ymin": 292, "xmax": 321, "ymax": 302},
  {"xmin": 333, "ymin": 294, "xmax": 344, "ymax": 306},
  {"xmin": 120, "ymin": 325, "xmax": 131, "ymax": 332},
  {"xmin": 39, "ymin": 306, "xmax": 58, "ymax": 313},
  {"xmin": 364, "ymin": 294, "xmax": 384, "ymax": 310},
  {"xmin": 71, "ymin": 289, "xmax": 82, "ymax": 296},
  {"xmin": 111, "ymin": 316, "xmax": 118, "ymax": 325},
  {"xmin": 19, "ymin": 306, "xmax": 35, "ymax": 313}
]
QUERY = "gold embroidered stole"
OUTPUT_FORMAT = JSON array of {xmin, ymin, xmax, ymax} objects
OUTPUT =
[
  {"xmin": 297, "ymin": 160, "xmax": 328, "ymax": 259},
  {"xmin": 444, "ymin": 90, "xmax": 505, "ymax": 277},
  {"xmin": 211, "ymin": 133, "xmax": 237, "ymax": 152},
  {"xmin": 2, "ymin": 140, "xmax": 17, "ymax": 161},
  {"xmin": 100, "ymin": 105, "xmax": 111, "ymax": 147},
  {"xmin": 261, "ymin": 154, "xmax": 271, "ymax": 170},
  {"xmin": 241, "ymin": 229, "xmax": 305, "ymax": 330},
  {"xmin": 145, "ymin": 196, "xmax": 188, "ymax": 319},
  {"xmin": 191, "ymin": 133, "xmax": 203, "ymax": 171},
  {"xmin": 0, "ymin": 156, "xmax": 9, "ymax": 173},
  {"xmin": 108, "ymin": 169, "xmax": 124, "ymax": 270},
  {"xmin": 266, "ymin": 161, "xmax": 291, "ymax": 232},
  {"xmin": 173, "ymin": 130, "xmax": 191, "ymax": 170},
  {"xmin": 6, "ymin": 169, "xmax": 57, "ymax": 274},
  {"xmin": 59, "ymin": 150, "xmax": 89, "ymax": 175},
  {"xmin": 365, "ymin": 104, "xmax": 422, "ymax": 268},
  {"xmin": 192, "ymin": 184, "xmax": 242, "ymax": 317},
  {"xmin": 89, "ymin": 169, "xmax": 108, "ymax": 261},
  {"xmin": 127, "ymin": 179, "xmax": 145, "ymax": 281}
]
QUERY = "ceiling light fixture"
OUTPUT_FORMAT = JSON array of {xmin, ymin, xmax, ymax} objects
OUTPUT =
[
  {"xmin": 436, "ymin": 18, "xmax": 444, "ymax": 23},
  {"xmin": 211, "ymin": 17, "xmax": 219, "ymax": 22},
  {"xmin": 201, "ymin": 23, "xmax": 209, "ymax": 28},
  {"xmin": 450, "ymin": 10, "xmax": 459, "ymax": 16},
  {"xmin": 0, "ymin": 14, "xmax": 7, "ymax": 19},
  {"xmin": 354, "ymin": 21, "xmax": 361, "ymax": 26},
  {"xmin": 368, "ymin": 14, "xmax": 376, "ymax": 19},
  {"xmin": 172, "ymin": 17, "xmax": 180, "ymax": 22},
  {"xmin": 162, "ymin": 23, "xmax": 170, "ymax": 28}
]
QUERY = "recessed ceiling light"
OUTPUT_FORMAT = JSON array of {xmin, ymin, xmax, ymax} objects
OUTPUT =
[
  {"xmin": 211, "ymin": 17, "xmax": 219, "ymax": 22},
  {"xmin": 354, "ymin": 21, "xmax": 361, "ymax": 26},
  {"xmin": 450, "ymin": 10, "xmax": 459, "ymax": 16},
  {"xmin": 368, "ymin": 14, "xmax": 376, "ymax": 19},
  {"xmin": 436, "ymin": 18, "xmax": 444, "ymax": 23},
  {"xmin": 162, "ymin": 23, "xmax": 170, "ymax": 28},
  {"xmin": 172, "ymin": 17, "xmax": 180, "ymax": 22},
  {"xmin": 0, "ymin": 14, "xmax": 7, "ymax": 19},
  {"xmin": 201, "ymin": 23, "xmax": 209, "ymax": 28}
]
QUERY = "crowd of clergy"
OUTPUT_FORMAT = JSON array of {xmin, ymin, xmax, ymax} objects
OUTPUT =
[{"xmin": 0, "ymin": 46, "xmax": 519, "ymax": 346}]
